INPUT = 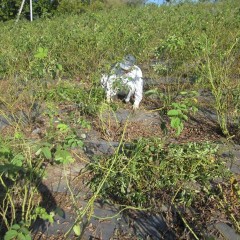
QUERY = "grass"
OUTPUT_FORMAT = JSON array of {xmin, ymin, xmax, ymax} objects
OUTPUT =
[{"xmin": 0, "ymin": 0, "xmax": 240, "ymax": 239}]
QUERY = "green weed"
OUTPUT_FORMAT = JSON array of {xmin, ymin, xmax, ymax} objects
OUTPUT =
[
  {"xmin": 88, "ymin": 138, "xmax": 230, "ymax": 206},
  {"xmin": 145, "ymin": 90, "xmax": 198, "ymax": 135},
  {"xmin": 195, "ymin": 36, "xmax": 240, "ymax": 137},
  {"xmin": 167, "ymin": 91, "xmax": 198, "ymax": 135},
  {"xmin": 4, "ymin": 223, "xmax": 31, "ymax": 240}
]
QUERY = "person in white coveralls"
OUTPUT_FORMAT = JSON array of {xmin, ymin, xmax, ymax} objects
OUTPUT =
[{"xmin": 101, "ymin": 55, "xmax": 143, "ymax": 110}]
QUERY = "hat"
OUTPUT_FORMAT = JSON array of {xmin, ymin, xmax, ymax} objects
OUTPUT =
[{"xmin": 120, "ymin": 54, "xmax": 136, "ymax": 71}]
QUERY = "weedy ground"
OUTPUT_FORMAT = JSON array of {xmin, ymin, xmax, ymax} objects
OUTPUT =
[{"xmin": 0, "ymin": 0, "xmax": 240, "ymax": 239}]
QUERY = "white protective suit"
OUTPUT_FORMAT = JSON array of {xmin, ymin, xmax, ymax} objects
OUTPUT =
[{"xmin": 101, "ymin": 63, "xmax": 143, "ymax": 109}]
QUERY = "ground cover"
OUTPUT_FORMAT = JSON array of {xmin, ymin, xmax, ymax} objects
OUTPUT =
[{"xmin": 0, "ymin": 0, "xmax": 240, "ymax": 239}]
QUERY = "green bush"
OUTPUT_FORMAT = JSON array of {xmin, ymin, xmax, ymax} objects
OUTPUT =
[
  {"xmin": 0, "ymin": 0, "xmax": 58, "ymax": 21},
  {"xmin": 55, "ymin": 0, "xmax": 88, "ymax": 15}
]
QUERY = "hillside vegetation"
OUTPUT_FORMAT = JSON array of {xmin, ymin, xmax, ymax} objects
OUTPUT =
[
  {"xmin": 0, "ymin": 0, "xmax": 240, "ymax": 239},
  {"xmin": 0, "ymin": 1, "xmax": 239, "ymax": 132}
]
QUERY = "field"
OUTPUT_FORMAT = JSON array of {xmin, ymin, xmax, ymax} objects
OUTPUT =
[{"xmin": 0, "ymin": 0, "xmax": 240, "ymax": 239}]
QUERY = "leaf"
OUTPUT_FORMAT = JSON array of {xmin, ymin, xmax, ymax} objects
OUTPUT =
[
  {"xmin": 19, "ymin": 227, "xmax": 29, "ymax": 235},
  {"xmin": 150, "ymin": 146, "xmax": 155, "ymax": 151},
  {"xmin": 24, "ymin": 235, "xmax": 31, "ymax": 240},
  {"xmin": 179, "ymin": 103, "xmax": 187, "ymax": 109},
  {"xmin": 25, "ymin": 234, "xmax": 32, "ymax": 240},
  {"xmin": 182, "ymin": 114, "xmax": 188, "ymax": 121},
  {"xmin": 167, "ymin": 109, "xmax": 180, "ymax": 116},
  {"xmin": 56, "ymin": 64, "xmax": 63, "ymax": 70},
  {"xmin": 11, "ymin": 224, "xmax": 21, "ymax": 230},
  {"xmin": 0, "ymin": 145, "xmax": 11, "ymax": 155},
  {"xmin": 55, "ymin": 207, "xmax": 65, "ymax": 218},
  {"xmin": 38, "ymin": 47, "xmax": 44, "ymax": 52},
  {"xmin": 41, "ymin": 147, "xmax": 52, "ymax": 160},
  {"xmin": 54, "ymin": 149, "xmax": 74, "ymax": 165},
  {"xmin": 170, "ymin": 117, "xmax": 181, "ymax": 129},
  {"xmin": 121, "ymin": 184, "xmax": 126, "ymax": 194},
  {"xmin": 35, "ymin": 148, "xmax": 42, "ymax": 156},
  {"xmin": 14, "ymin": 132, "xmax": 24, "ymax": 139},
  {"xmin": 77, "ymin": 140, "xmax": 84, "ymax": 148},
  {"xmin": 4, "ymin": 230, "xmax": 18, "ymax": 240},
  {"xmin": 0, "ymin": 164, "xmax": 23, "ymax": 174},
  {"xmin": 49, "ymin": 212, "xmax": 55, "ymax": 223},
  {"xmin": 57, "ymin": 123, "xmax": 69, "ymax": 132},
  {"xmin": 171, "ymin": 102, "xmax": 179, "ymax": 108},
  {"xmin": 176, "ymin": 122, "xmax": 184, "ymax": 136},
  {"xmin": 144, "ymin": 89, "xmax": 159, "ymax": 96},
  {"xmin": 34, "ymin": 52, "xmax": 46, "ymax": 59},
  {"xmin": 34, "ymin": 47, "xmax": 48, "ymax": 59},
  {"xmin": 11, "ymin": 154, "xmax": 24, "ymax": 167},
  {"xmin": 73, "ymin": 224, "xmax": 81, "ymax": 236},
  {"xmin": 17, "ymin": 232, "xmax": 26, "ymax": 240}
]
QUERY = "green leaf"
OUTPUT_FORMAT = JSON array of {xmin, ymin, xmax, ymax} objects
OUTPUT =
[
  {"xmin": 57, "ymin": 123, "xmax": 69, "ymax": 132},
  {"xmin": 76, "ymin": 140, "xmax": 84, "ymax": 148},
  {"xmin": 182, "ymin": 114, "xmax": 188, "ymax": 121},
  {"xmin": 171, "ymin": 102, "xmax": 179, "ymax": 108},
  {"xmin": 179, "ymin": 103, "xmax": 187, "ymax": 109},
  {"xmin": 120, "ymin": 184, "xmax": 126, "ymax": 194},
  {"xmin": 73, "ymin": 224, "xmax": 81, "ymax": 236},
  {"xmin": 170, "ymin": 117, "xmax": 181, "ymax": 129},
  {"xmin": 34, "ymin": 47, "xmax": 48, "ymax": 59},
  {"xmin": 55, "ymin": 207, "xmax": 65, "ymax": 218},
  {"xmin": 0, "ymin": 145, "xmax": 11, "ymax": 155},
  {"xmin": 67, "ymin": 139, "xmax": 75, "ymax": 144},
  {"xmin": 17, "ymin": 232, "xmax": 26, "ymax": 240},
  {"xmin": 54, "ymin": 149, "xmax": 74, "ymax": 165},
  {"xmin": 11, "ymin": 154, "xmax": 24, "ymax": 167},
  {"xmin": 150, "ymin": 146, "xmax": 155, "ymax": 151},
  {"xmin": 14, "ymin": 132, "xmax": 24, "ymax": 139},
  {"xmin": 19, "ymin": 227, "xmax": 29, "ymax": 235},
  {"xmin": 38, "ymin": 47, "xmax": 44, "ymax": 52},
  {"xmin": 41, "ymin": 147, "xmax": 52, "ymax": 160},
  {"xmin": 144, "ymin": 89, "xmax": 159, "ymax": 96},
  {"xmin": 25, "ymin": 235, "xmax": 31, "ymax": 240},
  {"xmin": 4, "ymin": 230, "xmax": 18, "ymax": 240},
  {"xmin": 0, "ymin": 164, "xmax": 22, "ymax": 175},
  {"xmin": 56, "ymin": 64, "xmax": 63, "ymax": 70},
  {"xmin": 49, "ymin": 212, "xmax": 55, "ymax": 223},
  {"xmin": 34, "ymin": 52, "xmax": 46, "ymax": 59},
  {"xmin": 11, "ymin": 224, "xmax": 21, "ymax": 230},
  {"xmin": 35, "ymin": 148, "xmax": 42, "ymax": 156},
  {"xmin": 176, "ymin": 123, "xmax": 184, "ymax": 136},
  {"xmin": 167, "ymin": 109, "xmax": 180, "ymax": 116}
]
